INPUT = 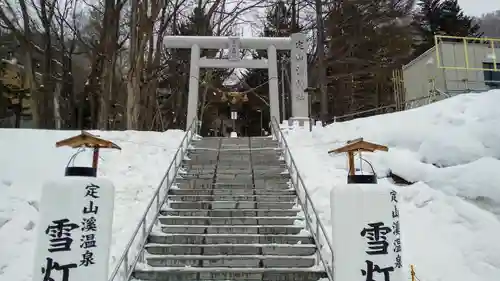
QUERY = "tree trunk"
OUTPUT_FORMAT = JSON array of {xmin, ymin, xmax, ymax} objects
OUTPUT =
[
  {"xmin": 126, "ymin": 72, "xmax": 141, "ymax": 129},
  {"xmin": 18, "ymin": 0, "xmax": 41, "ymax": 128},
  {"xmin": 315, "ymin": 0, "xmax": 328, "ymax": 122},
  {"xmin": 53, "ymin": 82, "xmax": 62, "ymax": 129}
]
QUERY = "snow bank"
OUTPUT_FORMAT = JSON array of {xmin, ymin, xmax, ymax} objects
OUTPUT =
[
  {"xmin": 0, "ymin": 129, "xmax": 185, "ymax": 281},
  {"xmin": 286, "ymin": 90, "xmax": 500, "ymax": 281}
]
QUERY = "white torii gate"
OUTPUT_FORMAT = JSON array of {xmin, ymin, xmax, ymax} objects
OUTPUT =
[{"xmin": 163, "ymin": 33, "xmax": 309, "ymax": 130}]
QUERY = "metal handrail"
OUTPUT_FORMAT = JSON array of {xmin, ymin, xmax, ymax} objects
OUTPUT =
[
  {"xmin": 108, "ymin": 118, "xmax": 200, "ymax": 281},
  {"xmin": 269, "ymin": 117, "xmax": 335, "ymax": 281},
  {"xmin": 326, "ymin": 89, "xmax": 456, "ymax": 124}
]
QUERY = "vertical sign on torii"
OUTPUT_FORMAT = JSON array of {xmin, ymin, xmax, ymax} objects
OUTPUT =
[
  {"xmin": 228, "ymin": 37, "xmax": 240, "ymax": 61},
  {"xmin": 290, "ymin": 33, "xmax": 309, "ymax": 119}
]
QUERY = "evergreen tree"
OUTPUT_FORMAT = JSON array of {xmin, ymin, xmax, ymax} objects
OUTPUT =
[
  {"xmin": 240, "ymin": 1, "xmax": 301, "ymax": 128},
  {"xmin": 324, "ymin": 0, "xmax": 415, "ymax": 117},
  {"xmin": 161, "ymin": 7, "xmax": 230, "ymax": 130},
  {"xmin": 413, "ymin": 0, "xmax": 482, "ymax": 57}
]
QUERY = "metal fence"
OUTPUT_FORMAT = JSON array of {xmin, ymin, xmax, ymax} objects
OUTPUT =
[
  {"xmin": 270, "ymin": 117, "xmax": 335, "ymax": 281},
  {"xmin": 326, "ymin": 90, "xmax": 456, "ymax": 124},
  {"xmin": 107, "ymin": 118, "xmax": 200, "ymax": 281}
]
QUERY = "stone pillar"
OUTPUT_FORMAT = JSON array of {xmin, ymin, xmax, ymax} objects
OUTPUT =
[
  {"xmin": 186, "ymin": 44, "xmax": 200, "ymax": 130},
  {"xmin": 290, "ymin": 33, "xmax": 309, "ymax": 124},
  {"xmin": 268, "ymin": 45, "xmax": 280, "ymax": 125}
]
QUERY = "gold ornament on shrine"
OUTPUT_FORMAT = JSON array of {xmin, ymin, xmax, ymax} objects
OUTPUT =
[
  {"xmin": 221, "ymin": 92, "xmax": 228, "ymax": 102},
  {"xmin": 220, "ymin": 91, "xmax": 249, "ymax": 105}
]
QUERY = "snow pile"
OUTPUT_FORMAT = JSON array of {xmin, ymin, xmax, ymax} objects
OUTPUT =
[
  {"xmin": 0, "ymin": 129, "xmax": 185, "ymax": 281},
  {"xmin": 286, "ymin": 90, "xmax": 500, "ymax": 281}
]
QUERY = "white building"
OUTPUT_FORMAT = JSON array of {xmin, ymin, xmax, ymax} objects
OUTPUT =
[{"xmin": 402, "ymin": 38, "xmax": 500, "ymax": 103}]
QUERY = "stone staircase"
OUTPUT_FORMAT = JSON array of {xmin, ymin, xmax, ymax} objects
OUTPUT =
[{"xmin": 132, "ymin": 137, "xmax": 327, "ymax": 281}]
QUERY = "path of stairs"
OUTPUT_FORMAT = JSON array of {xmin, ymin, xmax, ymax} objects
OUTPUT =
[{"xmin": 132, "ymin": 137, "xmax": 327, "ymax": 281}]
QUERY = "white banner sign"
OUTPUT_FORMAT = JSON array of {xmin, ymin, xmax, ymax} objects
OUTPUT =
[
  {"xmin": 330, "ymin": 182, "xmax": 404, "ymax": 281},
  {"xmin": 32, "ymin": 177, "xmax": 115, "ymax": 281}
]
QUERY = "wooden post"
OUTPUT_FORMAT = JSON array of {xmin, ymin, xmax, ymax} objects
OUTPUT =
[
  {"xmin": 92, "ymin": 147, "xmax": 100, "ymax": 169},
  {"xmin": 347, "ymin": 151, "xmax": 355, "ymax": 175},
  {"xmin": 328, "ymin": 137, "xmax": 388, "ymax": 184}
]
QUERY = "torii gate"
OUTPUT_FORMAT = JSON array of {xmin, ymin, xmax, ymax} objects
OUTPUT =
[{"xmin": 163, "ymin": 33, "xmax": 310, "ymax": 130}]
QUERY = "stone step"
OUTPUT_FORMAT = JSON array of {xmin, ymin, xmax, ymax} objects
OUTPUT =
[
  {"xmin": 178, "ymin": 175, "xmax": 219, "ymax": 179},
  {"xmin": 178, "ymin": 172, "xmax": 290, "ymax": 179},
  {"xmin": 187, "ymin": 157, "xmax": 283, "ymax": 161},
  {"xmin": 252, "ymin": 166, "xmax": 288, "ymax": 171},
  {"xmin": 185, "ymin": 170, "xmax": 254, "ymax": 174},
  {"xmin": 168, "ymin": 189, "xmax": 296, "ymax": 196},
  {"xmin": 250, "ymin": 154, "xmax": 283, "ymax": 157},
  {"xmin": 188, "ymin": 159, "xmax": 260, "ymax": 163},
  {"xmin": 145, "ymin": 255, "xmax": 316, "ymax": 268},
  {"xmin": 133, "ymin": 267, "xmax": 327, "ymax": 281},
  {"xmin": 189, "ymin": 155, "xmax": 261, "ymax": 160},
  {"xmin": 189, "ymin": 162, "xmax": 269, "ymax": 165},
  {"xmin": 148, "ymin": 233, "xmax": 314, "ymax": 245},
  {"xmin": 180, "ymin": 171, "xmax": 287, "ymax": 177},
  {"xmin": 252, "ymin": 163, "xmax": 288, "ymax": 167},
  {"xmin": 187, "ymin": 161, "xmax": 285, "ymax": 166},
  {"xmin": 253, "ymin": 178, "xmax": 290, "ymax": 184},
  {"xmin": 144, "ymin": 243, "xmax": 317, "ymax": 256},
  {"xmin": 216, "ymin": 174, "xmax": 254, "ymax": 179},
  {"xmin": 167, "ymin": 195, "xmax": 297, "ymax": 202},
  {"xmin": 159, "ymin": 216, "xmax": 301, "ymax": 225},
  {"xmin": 175, "ymin": 181, "xmax": 290, "ymax": 190},
  {"xmin": 159, "ymin": 225, "xmax": 304, "ymax": 234},
  {"xmin": 251, "ymin": 145, "xmax": 281, "ymax": 149},
  {"xmin": 168, "ymin": 201, "xmax": 295, "ymax": 210},
  {"xmin": 253, "ymin": 174, "xmax": 291, "ymax": 180},
  {"xmin": 160, "ymin": 209, "xmax": 301, "ymax": 217}
]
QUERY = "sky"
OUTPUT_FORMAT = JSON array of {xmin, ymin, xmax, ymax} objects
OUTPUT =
[{"xmin": 458, "ymin": 0, "xmax": 500, "ymax": 16}]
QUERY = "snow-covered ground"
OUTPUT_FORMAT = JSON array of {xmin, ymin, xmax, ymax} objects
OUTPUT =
[
  {"xmin": 0, "ymin": 129, "xmax": 185, "ymax": 281},
  {"xmin": 2, "ymin": 90, "xmax": 500, "ymax": 281},
  {"xmin": 285, "ymin": 90, "xmax": 500, "ymax": 281}
]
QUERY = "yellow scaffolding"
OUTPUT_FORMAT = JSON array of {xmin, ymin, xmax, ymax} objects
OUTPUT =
[{"xmin": 434, "ymin": 35, "xmax": 500, "ymax": 72}]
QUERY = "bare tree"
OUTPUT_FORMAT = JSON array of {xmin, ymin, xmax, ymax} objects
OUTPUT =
[
  {"xmin": 478, "ymin": 10, "xmax": 500, "ymax": 38},
  {"xmin": 0, "ymin": 0, "xmax": 42, "ymax": 127}
]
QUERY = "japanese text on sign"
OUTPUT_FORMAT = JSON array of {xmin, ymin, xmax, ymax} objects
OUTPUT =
[
  {"xmin": 80, "ymin": 183, "xmax": 100, "ymax": 267},
  {"xmin": 43, "ymin": 218, "xmax": 79, "ymax": 281},
  {"xmin": 293, "ymin": 39, "xmax": 306, "ymax": 101},
  {"xmin": 360, "ymin": 221, "xmax": 395, "ymax": 281},
  {"xmin": 390, "ymin": 190, "xmax": 403, "ymax": 269},
  {"xmin": 228, "ymin": 37, "xmax": 240, "ymax": 61}
]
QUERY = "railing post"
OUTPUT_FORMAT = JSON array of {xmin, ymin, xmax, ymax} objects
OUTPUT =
[
  {"xmin": 140, "ymin": 219, "xmax": 147, "ymax": 262},
  {"xmin": 331, "ymin": 253, "xmax": 334, "ymax": 276},
  {"xmin": 156, "ymin": 193, "xmax": 160, "ymax": 212},
  {"xmin": 123, "ymin": 253, "xmax": 129, "ymax": 281},
  {"xmin": 315, "ymin": 222, "xmax": 321, "ymax": 266},
  {"xmin": 295, "ymin": 168, "xmax": 299, "ymax": 187}
]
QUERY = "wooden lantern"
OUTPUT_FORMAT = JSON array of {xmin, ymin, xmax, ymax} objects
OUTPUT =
[
  {"xmin": 56, "ymin": 131, "xmax": 121, "ymax": 177},
  {"xmin": 329, "ymin": 137, "xmax": 388, "ymax": 184}
]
